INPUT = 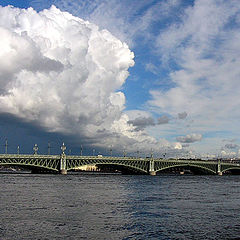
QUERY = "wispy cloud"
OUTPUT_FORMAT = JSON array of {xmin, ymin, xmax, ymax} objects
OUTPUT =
[
  {"xmin": 148, "ymin": 0, "xmax": 240, "ymax": 152},
  {"xmin": 30, "ymin": 0, "xmax": 181, "ymax": 47}
]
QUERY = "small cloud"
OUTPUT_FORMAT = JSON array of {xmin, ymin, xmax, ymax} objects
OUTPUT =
[
  {"xmin": 176, "ymin": 133, "xmax": 202, "ymax": 143},
  {"xmin": 128, "ymin": 117, "xmax": 155, "ymax": 131},
  {"xmin": 178, "ymin": 112, "xmax": 187, "ymax": 119},
  {"xmin": 174, "ymin": 142, "xmax": 182, "ymax": 149},
  {"xmin": 225, "ymin": 143, "xmax": 239, "ymax": 149},
  {"xmin": 157, "ymin": 115, "xmax": 170, "ymax": 124}
]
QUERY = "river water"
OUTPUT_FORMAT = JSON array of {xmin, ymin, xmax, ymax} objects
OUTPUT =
[{"xmin": 0, "ymin": 173, "xmax": 240, "ymax": 240}]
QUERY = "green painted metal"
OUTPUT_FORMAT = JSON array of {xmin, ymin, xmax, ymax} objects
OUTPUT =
[
  {"xmin": 66, "ymin": 156, "xmax": 149, "ymax": 173},
  {"xmin": 221, "ymin": 162, "xmax": 240, "ymax": 173},
  {"xmin": 0, "ymin": 154, "xmax": 59, "ymax": 172},
  {"xmin": 0, "ymin": 154, "xmax": 240, "ymax": 175},
  {"xmin": 154, "ymin": 159, "xmax": 217, "ymax": 174}
]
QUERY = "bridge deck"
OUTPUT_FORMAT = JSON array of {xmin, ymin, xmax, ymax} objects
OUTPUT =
[{"xmin": 0, "ymin": 154, "xmax": 240, "ymax": 175}]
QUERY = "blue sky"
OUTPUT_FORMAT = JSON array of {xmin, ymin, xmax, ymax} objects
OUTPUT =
[{"xmin": 0, "ymin": 0, "xmax": 240, "ymax": 158}]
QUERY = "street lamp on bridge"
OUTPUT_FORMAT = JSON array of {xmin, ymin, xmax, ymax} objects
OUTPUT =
[
  {"xmin": 123, "ymin": 149, "xmax": 126, "ymax": 157},
  {"xmin": 33, "ymin": 144, "xmax": 38, "ymax": 155},
  {"xmin": 137, "ymin": 150, "xmax": 139, "ymax": 158},
  {"xmin": 80, "ymin": 145, "xmax": 83, "ymax": 156},
  {"xmin": 48, "ymin": 142, "xmax": 51, "ymax": 155},
  {"xmin": 109, "ymin": 145, "xmax": 113, "ymax": 156},
  {"xmin": 61, "ymin": 142, "xmax": 66, "ymax": 154},
  {"xmin": 5, "ymin": 139, "xmax": 8, "ymax": 154}
]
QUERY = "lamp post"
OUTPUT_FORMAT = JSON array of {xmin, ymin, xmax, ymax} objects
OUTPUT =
[
  {"xmin": 110, "ymin": 145, "xmax": 112, "ymax": 156},
  {"xmin": 33, "ymin": 144, "xmax": 38, "ymax": 155},
  {"xmin": 60, "ymin": 143, "xmax": 67, "ymax": 174},
  {"xmin": 61, "ymin": 142, "xmax": 66, "ymax": 154},
  {"xmin": 81, "ymin": 145, "xmax": 83, "ymax": 156},
  {"xmin": 5, "ymin": 139, "xmax": 8, "ymax": 154},
  {"xmin": 48, "ymin": 142, "xmax": 51, "ymax": 155},
  {"xmin": 151, "ymin": 148, "xmax": 153, "ymax": 159},
  {"xmin": 137, "ymin": 150, "xmax": 139, "ymax": 158},
  {"xmin": 123, "ymin": 149, "xmax": 126, "ymax": 157}
]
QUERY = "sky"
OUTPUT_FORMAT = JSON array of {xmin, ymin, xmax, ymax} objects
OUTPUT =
[{"xmin": 0, "ymin": 0, "xmax": 240, "ymax": 158}]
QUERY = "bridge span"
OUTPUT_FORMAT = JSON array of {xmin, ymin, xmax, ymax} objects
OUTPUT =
[{"xmin": 0, "ymin": 145, "xmax": 240, "ymax": 175}]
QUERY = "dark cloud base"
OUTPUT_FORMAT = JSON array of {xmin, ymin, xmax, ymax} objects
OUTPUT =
[{"xmin": 0, "ymin": 113, "xmax": 108, "ymax": 156}]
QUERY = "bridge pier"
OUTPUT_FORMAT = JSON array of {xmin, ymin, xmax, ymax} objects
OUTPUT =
[
  {"xmin": 148, "ymin": 159, "xmax": 156, "ymax": 176},
  {"xmin": 60, "ymin": 169, "xmax": 67, "ymax": 175},
  {"xmin": 149, "ymin": 171, "xmax": 156, "ymax": 176},
  {"xmin": 59, "ymin": 143, "xmax": 67, "ymax": 175},
  {"xmin": 59, "ymin": 154, "xmax": 67, "ymax": 175},
  {"xmin": 217, "ymin": 159, "xmax": 222, "ymax": 176}
]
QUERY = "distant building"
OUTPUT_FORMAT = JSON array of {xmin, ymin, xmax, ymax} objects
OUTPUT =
[{"xmin": 75, "ymin": 165, "xmax": 99, "ymax": 171}]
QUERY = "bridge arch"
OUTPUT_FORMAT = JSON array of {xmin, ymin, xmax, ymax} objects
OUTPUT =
[
  {"xmin": 155, "ymin": 163, "xmax": 216, "ymax": 175},
  {"xmin": 69, "ymin": 162, "xmax": 148, "ymax": 174},
  {"xmin": 221, "ymin": 167, "xmax": 240, "ymax": 174},
  {"xmin": 0, "ymin": 155, "xmax": 60, "ymax": 173},
  {"xmin": 0, "ymin": 162, "xmax": 59, "ymax": 173},
  {"xmin": 97, "ymin": 163, "xmax": 148, "ymax": 174}
]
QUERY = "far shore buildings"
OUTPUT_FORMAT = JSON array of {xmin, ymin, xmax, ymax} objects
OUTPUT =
[{"xmin": 75, "ymin": 165, "xmax": 99, "ymax": 171}]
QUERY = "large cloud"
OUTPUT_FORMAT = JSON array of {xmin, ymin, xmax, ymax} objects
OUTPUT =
[
  {"xmin": 0, "ymin": 5, "xmax": 139, "ymax": 149},
  {"xmin": 0, "ymin": 5, "xmax": 184, "ymax": 155}
]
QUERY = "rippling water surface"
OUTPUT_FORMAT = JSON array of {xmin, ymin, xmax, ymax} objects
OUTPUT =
[{"xmin": 0, "ymin": 173, "xmax": 240, "ymax": 239}]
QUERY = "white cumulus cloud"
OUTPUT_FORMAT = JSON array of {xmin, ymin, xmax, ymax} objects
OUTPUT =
[
  {"xmin": 0, "ymin": 5, "xmax": 182, "ymax": 154},
  {"xmin": 0, "ymin": 5, "xmax": 137, "ymax": 148}
]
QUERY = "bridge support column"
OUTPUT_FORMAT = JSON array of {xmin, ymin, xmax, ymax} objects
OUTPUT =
[
  {"xmin": 149, "ymin": 159, "xmax": 156, "ymax": 176},
  {"xmin": 60, "ymin": 154, "xmax": 67, "ymax": 175},
  {"xmin": 217, "ymin": 159, "xmax": 222, "ymax": 176},
  {"xmin": 60, "ymin": 143, "xmax": 67, "ymax": 175}
]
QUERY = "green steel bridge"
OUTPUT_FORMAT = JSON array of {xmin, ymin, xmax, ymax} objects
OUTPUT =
[{"xmin": 1, "ymin": 143, "xmax": 240, "ymax": 175}]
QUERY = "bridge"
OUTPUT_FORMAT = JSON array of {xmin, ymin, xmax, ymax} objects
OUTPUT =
[{"xmin": 0, "ymin": 143, "xmax": 240, "ymax": 175}]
